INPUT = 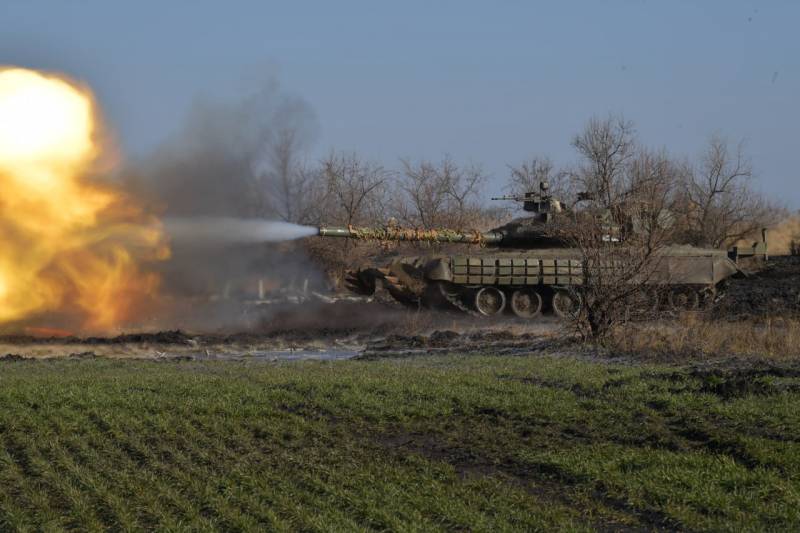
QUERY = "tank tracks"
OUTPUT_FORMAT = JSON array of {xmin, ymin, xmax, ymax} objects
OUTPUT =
[{"xmin": 438, "ymin": 283, "xmax": 482, "ymax": 317}]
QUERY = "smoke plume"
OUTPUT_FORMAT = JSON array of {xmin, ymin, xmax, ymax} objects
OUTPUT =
[
  {"xmin": 125, "ymin": 77, "xmax": 324, "ymax": 320},
  {"xmin": 164, "ymin": 217, "xmax": 317, "ymax": 245}
]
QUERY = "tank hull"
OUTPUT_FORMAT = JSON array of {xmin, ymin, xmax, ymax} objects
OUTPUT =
[{"xmin": 346, "ymin": 247, "xmax": 741, "ymax": 318}]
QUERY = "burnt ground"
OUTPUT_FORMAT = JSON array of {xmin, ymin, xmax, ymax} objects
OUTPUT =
[{"xmin": 714, "ymin": 255, "xmax": 800, "ymax": 319}]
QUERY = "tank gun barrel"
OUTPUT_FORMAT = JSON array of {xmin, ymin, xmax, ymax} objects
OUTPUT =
[
  {"xmin": 491, "ymin": 194, "xmax": 527, "ymax": 202},
  {"xmin": 317, "ymin": 225, "xmax": 503, "ymax": 245}
]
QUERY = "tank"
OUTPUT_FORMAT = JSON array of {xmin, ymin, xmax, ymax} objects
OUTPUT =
[{"xmin": 315, "ymin": 183, "xmax": 747, "ymax": 318}]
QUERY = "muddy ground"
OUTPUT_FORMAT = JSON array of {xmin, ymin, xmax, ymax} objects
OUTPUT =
[{"xmin": 0, "ymin": 302, "xmax": 562, "ymax": 361}]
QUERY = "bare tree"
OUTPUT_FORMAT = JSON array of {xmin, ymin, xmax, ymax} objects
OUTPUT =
[
  {"xmin": 621, "ymin": 149, "xmax": 682, "ymax": 247},
  {"xmin": 559, "ymin": 148, "xmax": 682, "ymax": 340},
  {"xmin": 444, "ymin": 159, "xmax": 487, "ymax": 228},
  {"xmin": 321, "ymin": 151, "xmax": 391, "ymax": 226},
  {"xmin": 557, "ymin": 117, "xmax": 682, "ymax": 340},
  {"xmin": 398, "ymin": 158, "xmax": 450, "ymax": 228},
  {"xmin": 287, "ymin": 162, "xmax": 330, "ymax": 226},
  {"xmin": 303, "ymin": 152, "xmax": 391, "ymax": 286},
  {"xmin": 507, "ymin": 157, "xmax": 554, "ymax": 195},
  {"xmin": 256, "ymin": 128, "xmax": 316, "ymax": 223},
  {"xmin": 681, "ymin": 136, "xmax": 782, "ymax": 248},
  {"xmin": 398, "ymin": 155, "xmax": 487, "ymax": 229},
  {"xmin": 571, "ymin": 115, "xmax": 637, "ymax": 209}
]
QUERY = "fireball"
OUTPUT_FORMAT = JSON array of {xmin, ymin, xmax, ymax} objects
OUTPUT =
[{"xmin": 0, "ymin": 67, "xmax": 167, "ymax": 332}]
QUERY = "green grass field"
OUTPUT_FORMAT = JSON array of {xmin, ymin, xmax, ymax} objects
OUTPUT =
[{"xmin": 1, "ymin": 354, "xmax": 799, "ymax": 531}]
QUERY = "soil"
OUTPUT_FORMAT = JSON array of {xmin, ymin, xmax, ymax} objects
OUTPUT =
[
  {"xmin": 0, "ymin": 302, "xmax": 563, "ymax": 361},
  {"xmin": 714, "ymin": 256, "xmax": 800, "ymax": 319}
]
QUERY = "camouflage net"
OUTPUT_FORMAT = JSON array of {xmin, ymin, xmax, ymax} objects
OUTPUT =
[{"xmin": 346, "ymin": 225, "xmax": 490, "ymax": 245}]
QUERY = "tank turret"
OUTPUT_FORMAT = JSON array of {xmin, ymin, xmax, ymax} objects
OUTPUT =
[{"xmin": 491, "ymin": 180, "xmax": 564, "ymax": 222}]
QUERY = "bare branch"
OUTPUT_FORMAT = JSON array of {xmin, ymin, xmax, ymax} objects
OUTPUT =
[
  {"xmin": 679, "ymin": 136, "xmax": 781, "ymax": 248},
  {"xmin": 571, "ymin": 114, "xmax": 637, "ymax": 209},
  {"xmin": 398, "ymin": 155, "xmax": 487, "ymax": 229}
]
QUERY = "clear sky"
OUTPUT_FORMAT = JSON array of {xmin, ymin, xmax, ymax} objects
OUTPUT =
[{"xmin": 2, "ymin": 0, "xmax": 798, "ymax": 206}]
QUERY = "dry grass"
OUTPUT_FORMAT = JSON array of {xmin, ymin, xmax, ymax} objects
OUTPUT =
[{"xmin": 607, "ymin": 314, "xmax": 800, "ymax": 359}]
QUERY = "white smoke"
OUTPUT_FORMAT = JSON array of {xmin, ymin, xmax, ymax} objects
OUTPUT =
[{"xmin": 165, "ymin": 217, "xmax": 317, "ymax": 245}]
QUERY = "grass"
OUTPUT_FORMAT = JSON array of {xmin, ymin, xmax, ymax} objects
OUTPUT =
[{"xmin": 1, "ymin": 354, "xmax": 799, "ymax": 531}]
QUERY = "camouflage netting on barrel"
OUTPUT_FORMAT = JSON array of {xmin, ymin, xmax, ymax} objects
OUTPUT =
[{"xmin": 345, "ymin": 225, "xmax": 488, "ymax": 245}]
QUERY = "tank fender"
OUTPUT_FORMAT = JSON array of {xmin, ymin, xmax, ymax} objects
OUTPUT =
[
  {"xmin": 424, "ymin": 258, "xmax": 453, "ymax": 281},
  {"xmin": 714, "ymin": 256, "xmax": 745, "ymax": 283}
]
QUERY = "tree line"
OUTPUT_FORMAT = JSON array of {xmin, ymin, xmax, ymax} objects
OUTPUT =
[{"xmin": 249, "ymin": 115, "xmax": 784, "ymax": 281}]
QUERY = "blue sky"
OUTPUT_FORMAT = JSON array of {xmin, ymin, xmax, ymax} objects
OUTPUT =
[{"xmin": 2, "ymin": 0, "xmax": 798, "ymax": 206}]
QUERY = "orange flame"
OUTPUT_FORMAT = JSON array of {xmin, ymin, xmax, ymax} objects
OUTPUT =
[{"xmin": 0, "ymin": 67, "xmax": 168, "ymax": 332}]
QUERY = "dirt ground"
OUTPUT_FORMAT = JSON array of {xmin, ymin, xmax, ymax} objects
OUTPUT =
[
  {"xmin": 0, "ymin": 302, "xmax": 562, "ymax": 361},
  {"xmin": 714, "ymin": 255, "xmax": 800, "ymax": 319}
]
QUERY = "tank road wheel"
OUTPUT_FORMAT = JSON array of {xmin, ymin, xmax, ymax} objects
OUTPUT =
[
  {"xmin": 474, "ymin": 287, "xmax": 507, "ymax": 316},
  {"xmin": 552, "ymin": 289, "xmax": 582, "ymax": 318},
  {"xmin": 700, "ymin": 286, "xmax": 717, "ymax": 309},
  {"xmin": 668, "ymin": 288, "xmax": 700, "ymax": 312},
  {"xmin": 510, "ymin": 289, "xmax": 543, "ymax": 319},
  {"xmin": 648, "ymin": 288, "xmax": 666, "ymax": 317}
]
